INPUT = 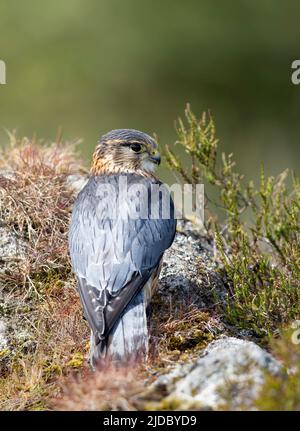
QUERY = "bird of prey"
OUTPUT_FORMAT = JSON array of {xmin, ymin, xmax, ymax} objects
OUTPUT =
[{"xmin": 69, "ymin": 129, "xmax": 176, "ymax": 367}]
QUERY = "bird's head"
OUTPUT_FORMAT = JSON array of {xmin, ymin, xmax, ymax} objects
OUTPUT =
[{"xmin": 91, "ymin": 129, "xmax": 161, "ymax": 177}]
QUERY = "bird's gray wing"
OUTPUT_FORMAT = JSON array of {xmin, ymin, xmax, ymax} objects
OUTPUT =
[{"xmin": 68, "ymin": 174, "xmax": 176, "ymax": 341}]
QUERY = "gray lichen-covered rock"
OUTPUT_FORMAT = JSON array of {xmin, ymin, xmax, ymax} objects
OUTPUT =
[
  {"xmin": 0, "ymin": 320, "xmax": 8, "ymax": 353},
  {"xmin": 159, "ymin": 221, "xmax": 226, "ymax": 307},
  {"xmin": 0, "ymin": 226, "xmax": 27, "ymax": 262},
  {"xmin": 151, "ymin": 337, "xmax": 281, "ymax": 410}
]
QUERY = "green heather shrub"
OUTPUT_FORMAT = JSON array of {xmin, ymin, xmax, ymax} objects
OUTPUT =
[{"xmin": 164, "ymin": 105, "xmax": 300, "ymax": 339}]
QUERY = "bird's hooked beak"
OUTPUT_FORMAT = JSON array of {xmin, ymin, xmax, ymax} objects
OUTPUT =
[{"xmin": 149, "ymin": 151, "xmax": 161, "ymax": 165}]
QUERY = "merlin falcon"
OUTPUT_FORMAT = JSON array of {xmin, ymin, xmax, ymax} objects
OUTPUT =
[{"xmin": 69, "ymin": 129, "xmax": 176, "ymax": 366}]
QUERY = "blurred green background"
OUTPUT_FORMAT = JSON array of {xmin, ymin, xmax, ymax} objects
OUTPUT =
[{"xmin": 0, "ymin": 0, "xmax": 299, "ymax": 184}]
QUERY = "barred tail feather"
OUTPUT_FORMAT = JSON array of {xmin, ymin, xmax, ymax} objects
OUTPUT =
[
  {"xmin": 108, "ymin": 290, "xmax": 148, "ymax": 361},
  {"xmin": 90, "ymin": 290, "xmax": 148, "ymax": 367}
]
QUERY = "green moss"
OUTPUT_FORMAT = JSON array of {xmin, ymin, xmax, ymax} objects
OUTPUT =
[
  {"xmin": 66, "ymin": 352, "xmax": 84, "ymax": 369},
  {"xmin": 31, "ymin": 267, "xmax": 69, "ymax": 295},
  {"xmin": 254, "ymin": 331, "xmax": 300, "ymax": 411},
  {"xmin": 156, "ymin": 397, "xmax": 183, "ymax": 411},
  {"xmin": 167, "ymin": 330, "xmax": 213, "ymax": 352},
  {"xmin": 145, "ymin": 395, "xmax": 204, "ymax": 411}
]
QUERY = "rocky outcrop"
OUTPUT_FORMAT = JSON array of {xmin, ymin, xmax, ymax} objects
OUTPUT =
[
  {"xmin": 157, "ymin": 219, "xmax": 227, "ymax": 311},
  {"xmin": 0, "ymin": 320, "xmax": 8, "ymax": 353},
  {"xmin": 149, "ymin": 337, "xmax": 281, "ymax": 410},
  {"xmin": 0, "ymin": 226, "xmax": 27, "ymax": 276}
]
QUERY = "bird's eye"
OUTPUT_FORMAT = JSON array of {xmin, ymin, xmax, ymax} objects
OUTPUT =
[{"xmin": 130, "ymin": 143, "xmax": 142, "ymax": 153}]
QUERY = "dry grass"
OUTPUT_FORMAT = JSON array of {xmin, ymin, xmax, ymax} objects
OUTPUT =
[
  {"xmin": 0, "ymin": 134, "xmax": 89, "ymax": 410},
  {"xmin": 53, "ymin": 365, "xmax": 146, "ymax": 411},
  {"xmin": 0, "ymin": 134, "xmax": 85, "ymax": 286}
]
